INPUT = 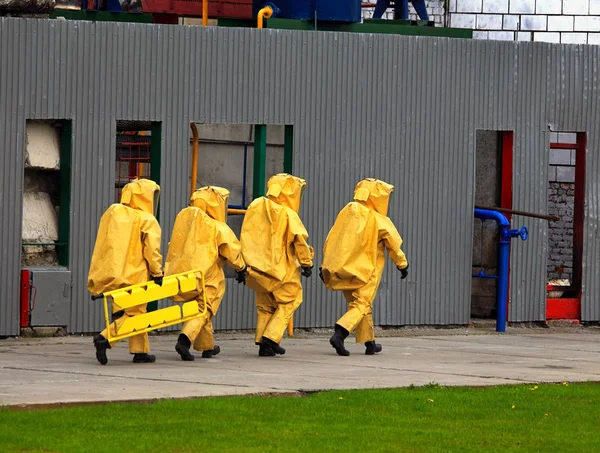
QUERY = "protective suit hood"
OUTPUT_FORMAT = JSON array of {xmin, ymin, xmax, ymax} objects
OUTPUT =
[
  {"xmin": 353, "ymin": 178, "xmax": 394, "ymax": 216},
  {"xmin": 266, "ymin": 173, "xmax": 306, "ymax": 213},
  {"xmin": 121, "ymin": 179, "xmax": 161, "ymax": 216},
  {"xmin": 190, "ymin": 186, "xmax": 229, "ymax": 222}
]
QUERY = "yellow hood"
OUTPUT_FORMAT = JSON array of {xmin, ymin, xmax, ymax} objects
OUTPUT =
[
  {"xmin": 190, "ymin": 186, "xmax": 229, "ymax": 222},
  {"xmin": 353, "ymin": 178, "xmax": 394, "ymax": 216},
  {"xmin": 121, "ymin": 179, "xmax": 160, "ymax": 215},
  {"xmin": 266, "ymin": 173, "xmax": 306, "ymax": 213}
]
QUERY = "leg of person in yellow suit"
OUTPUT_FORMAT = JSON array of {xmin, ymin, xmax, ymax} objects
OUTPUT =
[
  {"xmin": 255, "ymin": 285, "xmax": 302, "ymax": 357},
  {"xmin": 175, "ymin": 287, "xmax": 223, "ymax": 361},
  {"xmin": 94, "ymin": 303, "xmax": 155, "ymax": 364},
  {"xmin": 193, "ymin": 318, "xmax": 221, "ymax": 358},
  {"xmin": 330, "ymin": 275, "xmax": 382, "ymax": 356}
]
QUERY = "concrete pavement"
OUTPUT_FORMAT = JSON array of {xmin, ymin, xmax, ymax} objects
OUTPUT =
[{"xmin": 1, "ymin": 326, "xmax": 599, "ymax": 407}]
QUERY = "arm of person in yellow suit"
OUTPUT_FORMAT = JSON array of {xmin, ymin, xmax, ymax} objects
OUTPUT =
[
  {"xmin": 287, "ymin": 210, "xmax": 314, "ymax": 267},
  {"xmin": 216, "ymin": 223, "xmax": 246, "ymax": 271},
  {"xmin": 378, "ymin": 215, "xmax": 408, "ymax": 270},
  {"xmin": 141, "ymin": 214, "xmax": 164, "ymax": 277}
]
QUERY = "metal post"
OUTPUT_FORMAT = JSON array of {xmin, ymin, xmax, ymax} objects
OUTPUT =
[
  {"xmin": 58, "ymin": 121, "xmax": 72, "ymax": 267},
  {"xmin": 148, "ymin": 122, "xmax": 162, "ymax": 313},
  {"xmin": 253, "ymin": 125, "xmax": 267, "ymax": 198}
]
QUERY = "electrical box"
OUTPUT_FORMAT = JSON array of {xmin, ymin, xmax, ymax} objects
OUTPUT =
[{"xmin": 24, "ymin": 268, "xmax": 72, "ymax": 327}]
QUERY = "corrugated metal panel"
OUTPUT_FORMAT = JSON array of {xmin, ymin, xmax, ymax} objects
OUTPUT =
[{"xmin": 1, "ymin": 18, "xmax": 600, "ymax": 335}]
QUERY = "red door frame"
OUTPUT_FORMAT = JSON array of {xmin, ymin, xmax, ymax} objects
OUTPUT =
[
  {"xmin": 500, "ymin": 131, "xmax": 514, "ymax": 320},
  {"xmin": 546, "ymin": 133, "xmax": 586, "ymax": 320}
]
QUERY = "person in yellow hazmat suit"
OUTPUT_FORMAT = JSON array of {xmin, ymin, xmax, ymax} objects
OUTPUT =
[
  {"xmin": 88, "ymin": 179, "xmax": 163, "ymax": 365},
  {"xmin": 240, "ymin": 174, "xmax": 314, "ymax": 357},
  {"xmin": 165, "ymin": 186, "xmax": 247, "ymax": 361},
  {"xmin": 320, "ymin": 178, "xmax": 409, "ymax": 356}
]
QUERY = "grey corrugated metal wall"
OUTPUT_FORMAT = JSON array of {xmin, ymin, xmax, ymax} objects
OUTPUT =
[{"xmin": 1, "ymin": 18, "xmax": 599, "ymax": 335}]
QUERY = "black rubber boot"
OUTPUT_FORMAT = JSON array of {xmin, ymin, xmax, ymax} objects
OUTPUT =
[
  {"xmin": 262, "ymin": 337, "xmax": 285, "ymax": 355},
  {"xmin": 175, "ymin": 334, "xmax": 195, "ymax": 361},
  {"xmin": 201, "ymin": 345, "xmax": 221, "ymax": 358},
  {"xmin": 365, "ymin": 341, "xmax": 383, "ymax": 355},
  {"xmin": 93, "ymin": 334, "xmax": 110, "ymax": 365},
  {"xmin": 258, "ymin": 342, "xmax": 276, "ymax": 357},
  {"xmin": 329, "ymin": 324, "xmax": 350, "ymax": 356},
  {"xmin": 132, "ymin": 353, "xmax": 156, "ymax": 363}
]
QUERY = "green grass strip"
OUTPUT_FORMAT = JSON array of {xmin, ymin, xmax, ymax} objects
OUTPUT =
[{"xmin": 1, "ymin": 382, "xmax": 598, "ymax": 452}]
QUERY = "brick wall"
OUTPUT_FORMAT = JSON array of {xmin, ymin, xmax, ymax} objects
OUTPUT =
[
  {"xmin": 362, "ymin": 1, "xmax": 447, "ymax": 26},
  {"xmin": 450, "ymin": 0, "xmax": 600, "ymax": 43}
]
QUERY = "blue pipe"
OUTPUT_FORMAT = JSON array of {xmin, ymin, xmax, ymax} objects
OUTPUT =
[{"xmin": 474, "ymin": 208, "xmax": 528, "ymax": 333}]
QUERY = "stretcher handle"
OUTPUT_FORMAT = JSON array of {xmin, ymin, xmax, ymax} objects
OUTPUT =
[{"xmin": 91, "ymin": 293, "xmax": 104, "ymax": 301}]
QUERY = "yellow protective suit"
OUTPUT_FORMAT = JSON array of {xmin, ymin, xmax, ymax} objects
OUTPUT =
[
  {"xmin": 240, "ymin": 174, "xmax": 314, "ymax": 345},
  {"xmin": 165, "ymin": 186, "xmax": 245, "ymax": 351},
  {"xmin": 321, "ymin": 178, "xmax": 408, "ymax": 343},
  {"xmin": 88, "ymin": 179, "xmax": 163, "ymax": 353}
]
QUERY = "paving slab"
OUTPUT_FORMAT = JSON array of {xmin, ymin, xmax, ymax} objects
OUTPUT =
[{"xmin": 0, "ymin": 328, "xmax": 599, "ymax": 407}]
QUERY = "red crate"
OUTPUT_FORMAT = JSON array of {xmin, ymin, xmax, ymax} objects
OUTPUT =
[{"xmin": 143, "ymin": 0, "xmax": 253, "ymax": 19}]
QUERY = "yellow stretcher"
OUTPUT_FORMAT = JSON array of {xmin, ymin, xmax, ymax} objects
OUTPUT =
[{"xmin": 91, "ymin": 269, "xmax": 207, "ymax": 344}]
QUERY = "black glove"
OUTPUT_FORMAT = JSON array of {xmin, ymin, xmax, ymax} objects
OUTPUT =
[
  {"xmin": 236, "ymin": 267, "xmax": 247, "ymax": 284},
  {"xmin": 152, "ymin": 275, "xmax": 163, "ymax": 286},
  {"xmin": 398, "ymin": 264, "xmax": 409, "ymax": 280},
  {"xmin": 319, "ymin": 267, "xmax": 324, "ymax": 283},
  {"xmin": 301, "ymin": 266, "xmax": 313, "ymax": 278}
]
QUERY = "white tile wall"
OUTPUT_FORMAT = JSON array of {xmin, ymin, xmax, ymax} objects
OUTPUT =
[{"xmin": 452, "ymin": 0, "xmax": 600, "ymax": 44}]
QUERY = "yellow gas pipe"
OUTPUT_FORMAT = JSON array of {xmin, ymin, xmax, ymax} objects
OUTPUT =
[
  {"xmin": 257, "ymin": 6, "xmax": 273, "ymax": 29},
  {"xmin": 190, "ymin": 123, "xmax": 199, "ymax": 198},
  {"xmin": 202, "ymin": 0, "xmax": 208, "ymax": 26}
]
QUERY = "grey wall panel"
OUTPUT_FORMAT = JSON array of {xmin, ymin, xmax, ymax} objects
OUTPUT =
[{"xmin": 2, "ymin": 18, "xmax": 600, "ymax": 335}]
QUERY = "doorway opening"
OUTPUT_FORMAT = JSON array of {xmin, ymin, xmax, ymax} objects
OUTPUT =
[
  {"xmin": 546, "ymin": 132, "xmax": 586, "ymax": 320},
  {"xmin": 471, "ymin": 130, "xmax": 513, "ymax": 319}
]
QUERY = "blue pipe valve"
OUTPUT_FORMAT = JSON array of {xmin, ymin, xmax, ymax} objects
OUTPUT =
[{"xmin": 505, "ymin": 226, "xmax": 528, "ymax": 241}]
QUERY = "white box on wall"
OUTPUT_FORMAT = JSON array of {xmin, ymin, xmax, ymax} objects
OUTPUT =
[
  {"xmin": 509, "ymin": 0, "xmax": 534, "ymax": 14},
  {"xmin": 548, "ymin": 16, "xmax": 575, "ymax": 32},
  {"xmin": 457, "ymin": 0, "xmax": 483, "ymax": 13},
  {"xmin": 574, "ymin": 16, "xmax": 600, "ymax": 32},
  {"xmin": 561, "ymin": 33, "xmax": 588, "ymax": 44},
  {"xmin": 503, "ymin": 15, "xmax": 520, "ymax": 30},
  {"xmin": 534, "ymin": 32, "xmax": 560, "ymax": 43},
  {"xmin": 536, "ymin": 0, "xmax": 561, "ymax": 14},
  {"xmin": 477, "ymin": 14, "xmax": 503, "ymax": 29},
  {"xmin": 452, "ymin": 13, "xmax": 477, "ymax": 28},
  {"xmin": 517, "ymin": 31, "xmax": 533, "ymax": 40},
  {"xmin": 521, "ymin": 15, "xmax": 547, "ymax": 31},
  {"xmin": 563, "ymin": 0, "xmax": 589, "ymax": 15},
  {"xmin": 482, "ymin": 0, "xmax": 508, "ymax": 13}
]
